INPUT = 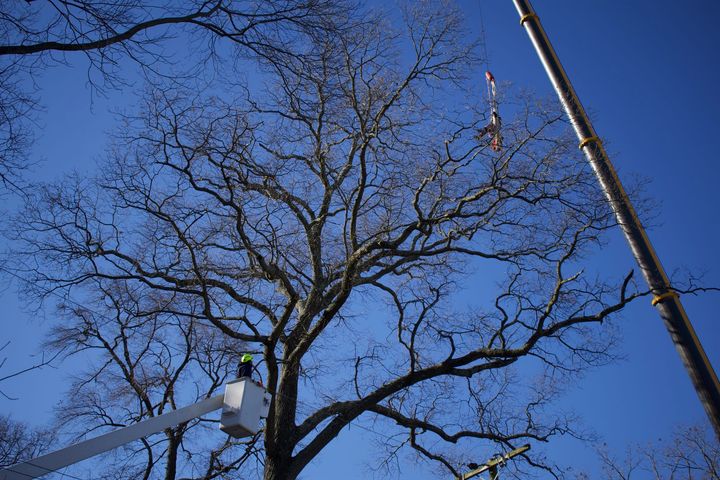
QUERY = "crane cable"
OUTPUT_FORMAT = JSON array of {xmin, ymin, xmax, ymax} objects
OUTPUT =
[
  {"xmin": 478, "ymin": 0, "xmax": 491, "ymax": 71},
  {"xmin": 475, "ymin": 0, "xmax": 503, "ymax": 152}
]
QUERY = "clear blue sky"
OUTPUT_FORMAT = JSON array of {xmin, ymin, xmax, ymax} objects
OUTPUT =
[{"xmin": 1, "ymin": 1, "xmax": 718, "ymax": 478}]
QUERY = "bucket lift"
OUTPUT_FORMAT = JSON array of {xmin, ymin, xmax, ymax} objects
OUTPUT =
[
  {"xmin": 220, "ymin": 378, "xmax": 270, "ymax": 438},
  {"xmin": 0, "ymin": 379, "xmax": 270, "ymax": 480}
]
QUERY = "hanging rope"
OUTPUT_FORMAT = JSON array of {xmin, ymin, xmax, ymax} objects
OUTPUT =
[
  {"xmin": 475, "ymin": 0, "xmax": 503, "ymax": 152},
  {"xmin": 478, "ymin": 0, "xmax": 490, "ymax": 70}
]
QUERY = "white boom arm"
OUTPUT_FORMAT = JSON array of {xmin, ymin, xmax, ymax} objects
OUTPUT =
[
  {"xmin": 1, "ymin": 395, "xmax": 223, "ymax": 480},
  {"xmin": 1, "ymin": 378, "xmax": 269, "ymax": 480}
]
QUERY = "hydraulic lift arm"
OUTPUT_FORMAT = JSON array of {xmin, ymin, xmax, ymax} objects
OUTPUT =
[
  {"xmin": 0, "ymin": 379, "xmax": 268, "ymax": 480},
  {"xmin": 1, "ymin": 395, "xmax": 224, "ymax": 480}
]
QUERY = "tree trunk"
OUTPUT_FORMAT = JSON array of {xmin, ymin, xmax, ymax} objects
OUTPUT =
[
  {"xmin": 164, "ymin": 430, "xmax": 178, "ymax": 480},
  {"xmin": 263, "ymin": 452, "xmax": 296, "ymax": 480},
  {"xmin": 264, "ymin": 359, "xmax": 300, "ymax": 480}
]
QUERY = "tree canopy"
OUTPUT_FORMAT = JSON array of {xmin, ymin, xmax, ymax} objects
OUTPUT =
[
  {"xmin": 3, "ymin": 1, "xmax": 663, "ymax": 479},
  {"xmin": 0, "ymin": 0, "xmax": 352, "ymax": 191}
]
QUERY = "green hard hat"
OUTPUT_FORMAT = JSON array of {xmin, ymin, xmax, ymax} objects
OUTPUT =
[{"xmin": 241, "ymin": 353, "xmax": 253, "ymax": 363}]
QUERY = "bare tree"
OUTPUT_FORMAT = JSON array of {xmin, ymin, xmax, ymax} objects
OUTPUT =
[
  {"xmin": 0, "ymin": 0, "xmax": 354, "ymax": 190},
  {"xmin": 10, "ymin": 2, "xmax": 651, "ymax": 479},
  {"xmin": 39, "ymin": 279, "xmax": 261, "ymax": 479},
  {"xmin": 0, "ymin": 343, "xmax": 57, "ymax": 473},
  {"xmin": 588, "ymin": 423, "xmax": 719, "ymax": 480},
  {"xmin": 0, "ymin": 415, "xmax": 55, "ymax": 470}
]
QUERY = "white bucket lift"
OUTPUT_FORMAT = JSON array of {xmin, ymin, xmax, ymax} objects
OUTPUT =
[
  {"xmin": 0, "ymin": 378, "xmax": 270, "ymax": 479},
  {"xmin": 221, "ymin": 378, "xmax": 271, "ymax": 438}
]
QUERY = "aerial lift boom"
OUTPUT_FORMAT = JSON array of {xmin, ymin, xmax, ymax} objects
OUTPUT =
[{"xmin": 0, "ymin": 379, "xmax": 269, "ymax": 480}]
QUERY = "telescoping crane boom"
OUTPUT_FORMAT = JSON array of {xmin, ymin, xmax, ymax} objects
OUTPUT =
[
  {"xmin": 511, "ymin": 0, "xmax": 720, "ymax": 439},
  {"xmin": 0, "ymin": 379, "xmax": 270, "ymax": 480}
]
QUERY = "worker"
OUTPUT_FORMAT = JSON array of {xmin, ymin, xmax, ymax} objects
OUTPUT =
[
  {"xmin": 238, "ymin": 353, "xmax": 253, "ymax": 379},
  {"xmin": 476, "ymin": 111, "xmax": 502, "ymax": 152},
  {"xmin": 475, "ymin": 71, "xmax": 503, "ymax": 152}
]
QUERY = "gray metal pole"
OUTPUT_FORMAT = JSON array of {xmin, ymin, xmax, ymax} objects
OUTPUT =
[{"xmin": 510, "ymin": 0, "xmax": 720, "ymax": 438}]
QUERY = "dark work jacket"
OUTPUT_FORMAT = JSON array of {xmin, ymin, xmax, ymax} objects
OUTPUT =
[{"xmin": 238, "ymin": 361, "xmax": 253, "ymax": 378}]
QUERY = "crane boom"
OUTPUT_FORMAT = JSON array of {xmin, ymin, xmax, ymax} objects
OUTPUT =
[{"xmin": 511, "ymin": 0, "xmax": 720, "ymax": 438}]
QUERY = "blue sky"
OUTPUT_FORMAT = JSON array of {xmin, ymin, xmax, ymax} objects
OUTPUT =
[
  {"xmin": 459, "ymin": 0, "xmax": 720, "ymax": 473},
  {"xmin": 1, "ymin": 1, "xmax": 719, "ymax": 478}
]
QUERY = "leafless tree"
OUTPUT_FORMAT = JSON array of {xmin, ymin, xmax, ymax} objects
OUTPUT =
[
  {"xmin": 586, "ymin": 423, "xmax": 719, "ymax": 480},
  {"xmin": 0, "ymin": 341, "xmax": 57, "ymax": 474},
  {"xmin": 10, "ymin": 2, "xmax": 652, "ymax": 479},
  {"xmin": 0, "ymin": 415, "xmax": 55, "ymax": 470},
  {"xmin": 0, "ymin": 0, "xmax": 354, "ymax": 191},
  {"xmin": 37, "ymin": 279, "xmax": 261, "ymax": 479}
]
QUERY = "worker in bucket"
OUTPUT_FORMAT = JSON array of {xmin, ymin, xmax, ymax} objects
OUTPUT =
[{"xmin": 238, "ymin": 353, "xmax": 254, "ymax": 379}]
